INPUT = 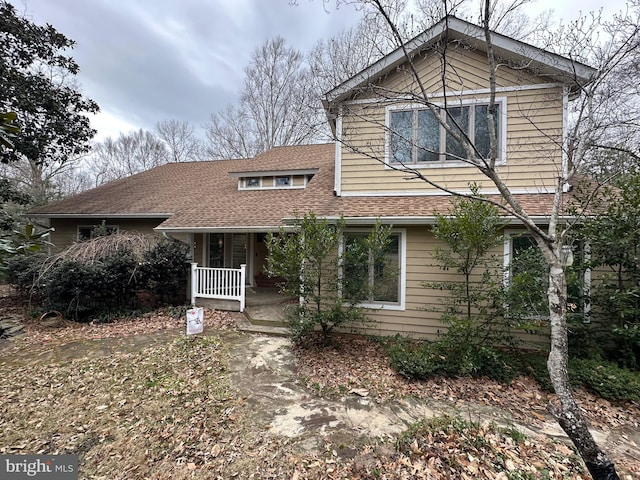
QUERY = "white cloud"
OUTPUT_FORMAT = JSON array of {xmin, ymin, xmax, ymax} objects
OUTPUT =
[{"xmin": 90, "ymin": 111, "xmax": 139, "ymax": 141}]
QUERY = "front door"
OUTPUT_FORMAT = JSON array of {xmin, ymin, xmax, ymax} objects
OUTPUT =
[
  {"xmin": 231, "ymin": 233, "xmax": 247, "ymax": 269},
  {"xmin": 209, "ymin": 233, "xmax": 224, "ymax": 268},
  {"xmin": 207, "ymin": 233, "xmax": 253, "ymax": 285}
]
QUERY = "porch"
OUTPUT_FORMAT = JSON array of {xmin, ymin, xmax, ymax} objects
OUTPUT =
[{"xmin": 190, "ymin": 263, "xmax": 293, "ymax": 334}]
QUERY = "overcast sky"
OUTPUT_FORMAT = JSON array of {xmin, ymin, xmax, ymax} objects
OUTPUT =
[{"xmin": 9, "ymin": 0, "xmax": 628, "ymax": 142}]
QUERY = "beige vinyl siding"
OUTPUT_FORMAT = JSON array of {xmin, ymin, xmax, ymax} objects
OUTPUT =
[
  {"xmin": 339, "ymin": 85, "xmax": 563, "ymax": 194},
  {"xmin": 49, "ymin": 218, "xmax": 165, "ymax": 251},
  {"xmin": 362, "ymin": 46, "xmax": 550, "ymax": 100},
  {"xmin": 355, "ymin": 226, "xmax": 445, "ymax": 337},
  {"xmin": 354, "ymin": 226, "xmax": 548, "ymax": 347},
  {"xmin": 337, "ymin": 40, "xmax": 564, "ymax": 195}
]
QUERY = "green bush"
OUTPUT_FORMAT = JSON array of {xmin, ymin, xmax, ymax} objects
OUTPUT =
[
  {"xmin": 42, "ymin": 258, "xmax": 107, "ymax": 320},
  {"xmin": 140, "ymin": 239, "xmax": 189, "ymax": 304},
  {"xmin": 579, "ymin": 176, "xmax": 640, "ymax": 370},
  {"xmin": 516, "ymin": 352, "xmax": 640, "ymax": 401},
  {"xmin": 267, "ymin": 212, "xmax": 389, "ymax": 346},
  {"xmin": 6, "ymin": 252, "xmax": 46, "ymax": 294},
  {"xmin": 385, "ymin": 336, "xmax": 519, "ymax": 384},
  {"xmin": 570, "ymin": 358, "xmax": 640, "ymax": 402},
  {"xmin": 386, "ymin": 336, "xmax": 640, "ymax": 401},
  {"xmin": 41, "ymin": 250, "xmax": 140, "ymax": 321},
  {"xmin": 286, "ymin": 301, "xmax": 367, "ymax": 347},
  {"xmin": 567, "ymin": 321, "xmax": 608, "ymax": 360},
  {"xmin": 7, "ymin": 235, "xmax": 190, "ymax": 322},
  {"xmin": 517, "ymin": 353, "xmax": 553, "ymax": 391}
]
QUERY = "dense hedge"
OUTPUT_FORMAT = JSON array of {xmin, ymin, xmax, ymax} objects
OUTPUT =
[
  {"xmin": 7, "ymin": 236, "xmax": 189, "ymax": 322},
  {"xmin": 383, "ymin": 336, "xmax": 640, "ymax": 403}
]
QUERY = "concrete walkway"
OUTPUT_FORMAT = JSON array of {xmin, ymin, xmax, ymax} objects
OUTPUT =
[
  {"xmin": 225, "ymin": 334, "xmax": 640, "ymax": 464},
  {"xmin": 2, "ymin": 326, "xmax": 638, "ymax": 466}
]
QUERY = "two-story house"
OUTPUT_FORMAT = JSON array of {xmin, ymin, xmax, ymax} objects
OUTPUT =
[{"xmin": 28, "ymin": 16, "xmax": 596, "ymax": 337}]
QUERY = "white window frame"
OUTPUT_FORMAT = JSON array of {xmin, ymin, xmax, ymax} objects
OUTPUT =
[
  {"xmin": 385, "ymin": 97, "xmax": 507, "ymax": 168},
  {"xmin": 243, "ymin": 177, "xmax": 261, "ymax": 189},
  {"xmin": 239, "ymin": 174, "xmax": 305, "ymax": 190},
  {"xmin": 274, "ymin": 175, "xmax": 292, "ymax": 187},
  {"xmin": 338, "ymin": 228, "xmax": 406, "ymax": 310},
  {"xmin": 503, "ymin": 229, "xmax": 591, "ymax": 321}
]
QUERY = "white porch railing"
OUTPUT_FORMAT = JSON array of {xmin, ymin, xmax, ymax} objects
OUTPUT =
[{"xmin": 190, "ymin": 263, "xmax": 246, "ymax": 312}]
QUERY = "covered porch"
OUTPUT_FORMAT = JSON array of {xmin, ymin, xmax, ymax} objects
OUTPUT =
[
  {"xmin": 186, "ymin": 229, "xmax": 286, "ymax": 311},
  {"xmin": 185, "ymin": 230, "xmax": 293, "ymax": 333}
]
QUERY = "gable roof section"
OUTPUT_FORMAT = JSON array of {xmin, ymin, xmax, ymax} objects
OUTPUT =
[
  {"xmin": 325, "ymin": 15, "xmax": 597, "ymax": 106},
  {"xmin": 29, "ymin": 143, "xmax": 338, "ymax": 231}
]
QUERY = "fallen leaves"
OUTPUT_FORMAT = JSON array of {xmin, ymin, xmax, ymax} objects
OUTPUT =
[
  {"xmin": 0, "ymin": 304, "xmax": 236, "ymax": 358},
  {"xmin": 294, "ymin": 335, "xmax": 639, "ymax": 432},
  {"xmin": 1, "ymin": 284, "xmax": 639, "ymax": 479}
]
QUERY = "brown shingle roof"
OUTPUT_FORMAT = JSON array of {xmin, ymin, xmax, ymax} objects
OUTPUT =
[
  {"xmin": 30, "ymin": 142, "xmax": 572, "ymax": 229},
  {"xmin": 29, "ymin": 143, "xmax": 340, "ymax": 230}
]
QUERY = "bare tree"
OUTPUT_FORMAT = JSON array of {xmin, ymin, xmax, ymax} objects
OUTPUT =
[
  {"xmin": 308, "ymin": 15, "xmax": 393, "ymax": 94},
  {"xmin": 86, "ymin": 129, "xmax": 168, "ymax": 186},
  {"xmin": 205, "ymin": 36, "xmax": 323, "ymax": 159},
  {"xmin": 0, "ymin": 154, "xmax": 90, "ymax": 206},
  {"xmin": 325, "ymin": 1, "xmax": 640, "ymax": 477},
  {"xmin": 155, "ymin": 119, "xmax": 203, "ymax": 162}
]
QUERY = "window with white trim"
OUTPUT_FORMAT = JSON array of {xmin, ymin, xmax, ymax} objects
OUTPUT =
[
  {"xmin": 239, "ymin": 173, "xmax": 313, "ymax": 190},
  {"xmin": 389, "ymin": 101, "xmax": 503, "ymax": 165},
  {"xmin": 504, "ymin": 231, "xmax": 589, "ymax": 320},
  {"xmin": 342, "ymin": 231, "xmax": 402, "ymax": 306},
  {"xmin": 275, "ymin": 175, "xmax": 291, "ymax": 187},
  {"xmin": 245, "ymin": 177, "xmax": 260, "ymax": 188}
]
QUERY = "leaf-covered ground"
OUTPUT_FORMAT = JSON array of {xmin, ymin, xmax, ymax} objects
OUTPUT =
[
  {"xmin": 294, "ymin": 336, "xmax": 640, "ymax": 432},
  {"xmin": 1, "ymin": 286, "xmax": 638, "ymax": 478}
]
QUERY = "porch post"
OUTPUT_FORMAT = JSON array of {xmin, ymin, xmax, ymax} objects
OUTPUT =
[
  {"xmin": 190, "ymin": 262, "xmax": 198, "ymax": 306},
  {"xmin": 240, "ymin": 264, "xmax": 246, "ymax": 312}
]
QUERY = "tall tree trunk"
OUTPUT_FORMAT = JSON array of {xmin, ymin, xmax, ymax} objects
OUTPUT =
[{"xmin": 546, "ymin": 260, "xmax": 620, "ymax": 480}]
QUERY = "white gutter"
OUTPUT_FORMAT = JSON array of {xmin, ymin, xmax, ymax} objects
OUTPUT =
[{"xmin": 282, "ymin": 215, "xmax": 585, "ymax": 226}]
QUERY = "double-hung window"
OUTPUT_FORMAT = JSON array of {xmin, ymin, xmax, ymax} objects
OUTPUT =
[
  {"xmin": 389, "ymin": 101, "xmax": 502, "ymax": 165},
  {"xmin": 341, "ymin": 231, "xmax": 405, "ymax": 308}
]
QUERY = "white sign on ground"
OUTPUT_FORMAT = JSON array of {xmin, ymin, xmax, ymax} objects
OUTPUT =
[{"xmin": 186, "ymin": 307, "xmax": 204, "ymax": 335}]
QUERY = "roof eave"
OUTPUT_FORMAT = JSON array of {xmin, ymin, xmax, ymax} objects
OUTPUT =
[
  {"xmin": 283, "ymin": 215, "xmax": 580, "ymax": 226},
  {"xmin": 26, "ymin": 213, "xmax": 173, "ymax": 219},
  {"xmin": 228, "ymin": 168, "xmax": 319, "ymax": 178},
  {"xmin": 154, "ymin": 225, "xmax": 294, "ymax": 233}
]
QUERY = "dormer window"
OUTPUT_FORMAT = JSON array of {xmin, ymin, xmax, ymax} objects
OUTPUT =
[
  {"xmin": 245, "ymin": 177, "xmax": 260, "ymax": 188},
  {"xmin": 233, "ymin": 168, "xmax": 318, "ymax": 191},
  {"xmin": 275, "ymin": 176, "xmax": 291, "ymax": 187}
]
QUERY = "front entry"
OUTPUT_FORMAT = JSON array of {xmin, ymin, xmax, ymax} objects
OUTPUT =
[{"xmin": 207, "ymin": 233, "xmax": 253, "ymax": 285}]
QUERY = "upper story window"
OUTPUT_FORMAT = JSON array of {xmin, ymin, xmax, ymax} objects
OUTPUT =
[
  {"xmin": 236, "ymin": 169, "xmax": 318, "ymax": 190},
  {"xmin": 388, "ymin": 99, "xmax": 505, "ymax": 166},
  {"xmin": 275, "ymin": 176, "xmax": 291, "ymax": 187}
]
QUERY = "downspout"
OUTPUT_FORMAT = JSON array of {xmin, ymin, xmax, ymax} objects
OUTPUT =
[
  {"xmin": 562, "ymin": 85, "xmax": 570, "ymax": 193},
  {"xmin": 334, "ymin": 105, "xmax": 343, "ymax": 196}
]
